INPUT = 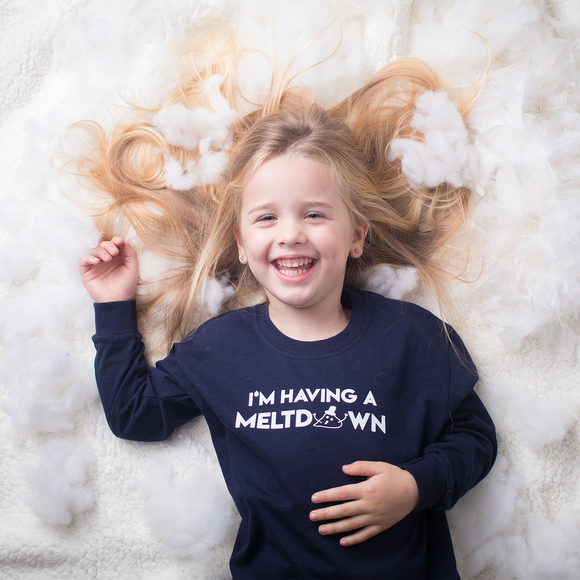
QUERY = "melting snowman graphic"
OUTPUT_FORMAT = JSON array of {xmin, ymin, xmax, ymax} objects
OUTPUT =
[{"xmin": 313, "ymin": 406, "xmax": 347, "ymax": 429}]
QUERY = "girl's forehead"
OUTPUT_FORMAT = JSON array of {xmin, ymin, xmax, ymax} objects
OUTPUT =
[
  {"xmin": 249, "ymin": 155, "xmax": 332, "ymax": 182},
  {"xmin": 240, "ymin": 156, "xmax": 342, "ymax": 208}
]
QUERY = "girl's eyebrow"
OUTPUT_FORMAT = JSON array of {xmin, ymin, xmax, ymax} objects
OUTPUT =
[
  {"xmin": 302, "ymin": 200, "xmax": 335, "ymax": 209},
  {"xmin": 247, "ymin": 200, "xmax": 335, "ymax": 215},
  {"xmin": 247, "ymin": 202, "xmax": 275, "ymax": 215}
]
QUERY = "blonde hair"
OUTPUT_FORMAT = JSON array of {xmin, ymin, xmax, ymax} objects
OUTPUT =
[{"xmin": 68, "ymin": 21, "xmax": 478, "ymax": 354}]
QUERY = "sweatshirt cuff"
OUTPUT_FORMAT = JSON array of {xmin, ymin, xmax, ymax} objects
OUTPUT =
[
  {"xmin": 401, "ymin": 453, "xmax": 448, "ymax": 512},
  {"xmin": 94, "ymin": 300, "xmax": 139, "ymax": 336}
]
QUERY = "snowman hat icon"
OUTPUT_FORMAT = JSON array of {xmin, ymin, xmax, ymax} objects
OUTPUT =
[{"xmin": 313, "ymin": 406, "xmax": 346, "ymax": 429}]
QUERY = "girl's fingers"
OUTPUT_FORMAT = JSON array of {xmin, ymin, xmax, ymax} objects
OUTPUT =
[
  {"xmin": 109, "ymin": 235, "xmax": 124, "ymax": 246},
  {"xmin": 86, "ymin": 238, "xmax": 127, "ymax": 261},
  {"xmin": 342, "ymin": 461, "xmax": 384, "ymax": 477},
  {"xmin": 310, "ymin": 498, "xmax": 362, "ymax": 523},
  {"xmin": 314, "ymin": 511, "xmax": 371, "ymax": 536},
  {"xmin": 79, "ymin": 254, "xmax": 100, "ymax": 268},
  {"xmin": 311, "ymin": 483, "xmax": 360, "ymax": 505},
  {"xmin": 310, "ymin": 483, "xmax": 365, "ymax": 526},
  {"xmin": 80, "ymin": 238, "xmax": 132, "ymax": 272},
  {"xmin": 97, "ymin": 240, "xmax": 121, "ymax": 255},
  {"xmin": 88, "ymin": 247, "xmax": 114, "ymax": 262},
  {"xmin": 337, "ymin": 524, "xmax": 383, "ymax": 547},
  {"xmin": 79, "ymin": 237, "xmax": 138, "ymax": 302},
  {"xmin": 119, "ymin": 239, "xmax": 138, "ymax": 263}
]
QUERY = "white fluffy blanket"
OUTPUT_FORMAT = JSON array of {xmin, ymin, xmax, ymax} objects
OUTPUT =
[{"xmin": 1, "ymin": 1, "xmax": 579, "ymax": 578}]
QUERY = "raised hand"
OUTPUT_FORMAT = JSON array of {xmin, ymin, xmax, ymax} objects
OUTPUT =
[
  {"xmin": 309, "ymin": 461, "xmax": 419, "ymax": 547},
  {"xmin": 79, "ymin": 236, "xmax": 139, "ymax": 303}
]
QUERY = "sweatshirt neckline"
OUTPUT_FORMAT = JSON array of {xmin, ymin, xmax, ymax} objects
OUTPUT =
[{"xmin": 255, "ymin": 290, "xmax": 368, "ymax": 358}]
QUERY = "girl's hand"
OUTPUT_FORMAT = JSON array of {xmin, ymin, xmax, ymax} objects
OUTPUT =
[
  {"xmin": 309, "ymin": 461, "xmax": 419, "ymax": 547},
  {"xmin": 79, "ymin": 236, "xmax": 139, "ymax": 303}
]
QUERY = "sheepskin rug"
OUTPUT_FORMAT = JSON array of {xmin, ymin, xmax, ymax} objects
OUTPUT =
[{"xmin": 1, "ymin": 1, "xmax": 579, "ymax": 578}]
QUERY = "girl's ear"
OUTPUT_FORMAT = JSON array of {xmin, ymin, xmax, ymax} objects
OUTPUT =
[
  {"xmin": 234, "ymin": 231, "xmax": 247, "ymax": 264},
  {"xmin": 350, "ymin": 225, "xmax": 368, "ymax": 259}
]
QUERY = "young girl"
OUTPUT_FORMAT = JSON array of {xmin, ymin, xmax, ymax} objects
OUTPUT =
[{"xmin": 77, "ymin": 23, "xmax": 496, "ymax": 580}]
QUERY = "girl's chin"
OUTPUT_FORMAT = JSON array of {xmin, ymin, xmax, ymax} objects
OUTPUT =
[{"xmin": 264, "ymin": 288, "xmax": 316, "ymax": 310}]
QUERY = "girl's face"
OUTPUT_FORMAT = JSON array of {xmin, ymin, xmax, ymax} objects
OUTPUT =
[{"xmin": 235, "ymin": 156, "xmax": 367, "ymax": 322}]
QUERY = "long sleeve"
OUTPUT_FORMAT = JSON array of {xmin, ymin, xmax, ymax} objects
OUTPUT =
[
  {"xmin": 92, "ymin": 300, "xmax": 201, "ymax": 442},
  {"xmin": 398, "ymin": 320, "xmax": 497, "ymax": 512},
  {"xmin": 401, "ymin": 388, "xmax": 497, "ymax": 512}
]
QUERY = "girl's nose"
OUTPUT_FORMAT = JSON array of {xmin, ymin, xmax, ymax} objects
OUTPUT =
[{"xmin": 277, "ymin": 218, "xmax": 307, "ymax": 246}]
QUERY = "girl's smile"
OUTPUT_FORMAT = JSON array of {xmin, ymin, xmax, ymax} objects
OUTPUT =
[
  {"xmin": 235, "ymin": 156, "xmax": 367, "ymax": 340},
  {"xmin": 274, "ymin": 257, "xmax": 315, "ymax": 276}
]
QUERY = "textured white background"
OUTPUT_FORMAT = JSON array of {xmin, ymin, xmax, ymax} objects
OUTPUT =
[{"xmin": 1, "ymin": 1, "xmax": 579, "ymax": 578}]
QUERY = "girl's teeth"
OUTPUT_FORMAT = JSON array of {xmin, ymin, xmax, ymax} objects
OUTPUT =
[
  {"xmin": 278, "ymin": 268, "xmax": 309, "ymax": 276},
  {"xmin": 275, "ymin": 258, "xmax": 314, "ymax": 276},
  {"xmin": 277, "ymin": 258, "xmax": 313, "ymax": 267}
]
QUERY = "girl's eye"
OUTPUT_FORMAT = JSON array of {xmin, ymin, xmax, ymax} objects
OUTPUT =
[
  {"xmin": 305, "ymin": 212, "xmax": 324, "ymax": 219},
  {"xmin": 257, "ymin": 215, "xmax": 276, "ymax": 222}
]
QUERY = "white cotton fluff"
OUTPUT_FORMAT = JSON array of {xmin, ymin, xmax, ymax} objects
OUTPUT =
[
  {"xmin": 153, "ymin": 73, "xmax": 237, "ymax": 148},
  {"xmin": 481, "ymin": 379, "xmax": 577, "ymax": 451},
  {"xmin": 364, "ymin": 265, "xmax": 418, "ymax": 300},
  {"xmin": 25, "ymin": 440, "xmax": 94, "ymax": 526},
  {"xmin": 467, "ymin": 31, "xmax": 580, "ymax": 354},
  {"xmin": 138, "ymin": 459, "xmax": 236, "ymax": 559},
  {"xmin": 203, "ymin": 276, "xmax": 235, "ymax": 317},
  {"xmin": 407, "ymin": 0, "xmax": 542, "ymax": 76},
  {"xmin": 388, "ymin": 91, "xmax": 477, "ymax": 190},
  {"xmin": 204, "ymin": 72, "xmax": 232, "ymax": 113},
  {"xmin": 453, "ymin": 455, "xmax": 520, "ymax": 541},
  {"xmin": 363, "ymin": 0, "xmax": 413, "ymax": 68},
  {"xmin": 153, "ymin": 102, "xmax": 238, "ymax": 151},
  {"xmin": 232, "ymin": 0, "xmax": 369, "ymax": 108},
  {"xmin": 163, "ymin": 140, "xmax": 230, "ymax": 191},
  {"xmin": 153, "ymin": 75, "xmax": 238, "ymax": 191},
  {"xmin": 0, "ymin": 334, "xmax": 97, "ymax": 437},
  {"xmin": 525, "ymin": 511, "xmax": 580, "ymax": 579},
  {"xmin": 464, "ymin": 511, "xmax": 580, "ymax": 580}
]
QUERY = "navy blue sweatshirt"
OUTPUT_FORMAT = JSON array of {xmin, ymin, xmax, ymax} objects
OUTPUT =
[{"xmin": 92, "ymin": 289, "xmax": 497, "ymax": 579}]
